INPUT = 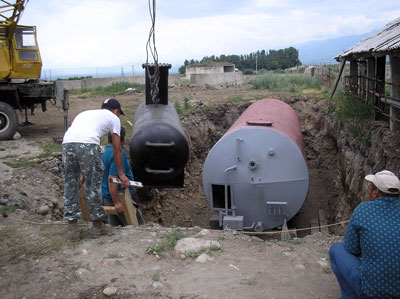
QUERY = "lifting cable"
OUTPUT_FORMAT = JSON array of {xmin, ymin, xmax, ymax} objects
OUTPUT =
[
  {"xmin": 145, "ymin": 0, "xmax": 160, "ymax": 104},
  {"xmin": 242, "ymin": 220, "xmax": 349, "ymax": 236}
]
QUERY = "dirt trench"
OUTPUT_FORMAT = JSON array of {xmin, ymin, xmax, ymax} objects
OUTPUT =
[
  {"xmin": 2, "ymin": 85, "xmax": 398, "ymax": 236},
  {"xmin": 130, "ymin": 95, "xmax": 400, "ymax": 236},
  {"xmin": 0, "ymin": 93, "xmax": 344, "ymax": 234},
  {"xmin": 132, "ymin": 96, "xmax": 343, "ymax": 236}
]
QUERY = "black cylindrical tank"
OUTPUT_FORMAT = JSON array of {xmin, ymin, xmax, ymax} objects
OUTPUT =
[
  {"xmin": 129, "ymin": 63, "xmax": 189, "ymax": 187},
  {"xmin": 130, "ymin": 102, "xmax": 189, "ymax": 187}
]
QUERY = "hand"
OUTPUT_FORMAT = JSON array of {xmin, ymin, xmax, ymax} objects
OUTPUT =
[
  {"xmin": 79, "ymin": 173, "xmax": 84, "ymax": 186},
  {"xmin": 119, "ymin": 173, "xmax": 130, "ymax": 189},
  {"xmin": 114, "ymin": 202, "xmax": 123, "ymax": 214}
]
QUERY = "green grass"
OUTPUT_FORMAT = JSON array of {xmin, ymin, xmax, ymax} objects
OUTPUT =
[
  {"xmin": 249, "ymin": 72, "xmax": 322, "ymax": 92},
  {"xmin": 4, "ymin": 160, "xmax": 38, "ymax": 169},
  {"xmin": 3, "ymin": 140, "xmax": 62, "ymax": 169},
  {"xmin": 330, "ymin": 87, "xmax": 374, "ymax": 147},
  {"xmin": 107, "ymin": 253, "xmax": 121, "ymax": 259},
  {"xmin": 146, "ymin": 228, "xmax": 185, "ymax": 257},
  {"xmin": 37, "ymin": 142, "xmax": 62, "ymax": 159},
  {"xmin": 71, "ymin": 81, "xmax": 145, "ymax": 98},
  {"xmin": 0, "ymin": 154, "xmax": 18, "ymax": 159},
  {"xmin": 184, "ymin": 242, "xmax": 223, "ymax": 259},
  {"xmin": 0, "ymin": 226, "xmax": 75, "ymax": 264},
  {"xmin": 180, "ymin": 78, "xmax": 190, "ymax": 85},
  {"xmin": 152, "ymin": 273, "xmax": 161, "ymax": 282},
  {"xmin": 0, "ymin": 205, "xmax": 17, "ymax": 214},
  {"xmin": 333, "ymin": 89, "xmax": 375, "ymax": 121},
  {"xmin": 228, "ymin": 96, "xmax": 246, "ymax": 103}
]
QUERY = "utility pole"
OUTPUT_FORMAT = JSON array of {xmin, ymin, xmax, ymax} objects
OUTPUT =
[
  {"xmin": 132, "ymin": 65, "xmax": 134, "ymax": 77},
  {"xmin": 121, "ymin": 66, "xmax": 125, "ymax": 77}
]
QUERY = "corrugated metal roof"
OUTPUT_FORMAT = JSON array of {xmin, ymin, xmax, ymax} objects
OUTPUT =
[{"xmin": 336, "ymin": 17, "xmax": 400, "ymax": 60}]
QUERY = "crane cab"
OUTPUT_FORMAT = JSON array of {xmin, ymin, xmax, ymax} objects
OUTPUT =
[{"xmin": 0, "ymin": 24, "xmax": 42, "ymax": 80}]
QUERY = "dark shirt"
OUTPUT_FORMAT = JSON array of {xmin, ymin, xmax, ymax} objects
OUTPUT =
[{"xmin": 344, "ymin": 196, "xmax": 400, "ymax": 298}]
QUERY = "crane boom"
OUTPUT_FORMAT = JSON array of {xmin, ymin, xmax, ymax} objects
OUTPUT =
[{"xmin": 0, "ymin": 0, "xmax": 28, "ymax": 41}]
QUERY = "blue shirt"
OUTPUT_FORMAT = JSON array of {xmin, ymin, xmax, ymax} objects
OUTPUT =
[
  {"xmin": 344, "ymin": 196, "xmax": 400, "ymax": 298},
  {"xmin": 101, "ymin": 145, "xmax": 134, "ymax": 201}
]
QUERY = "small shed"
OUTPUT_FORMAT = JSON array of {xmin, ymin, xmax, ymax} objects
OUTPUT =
[
  {"xmin": 334, "ymin": 17, "xmax": 400, "ymax": 131},
  {"xmin": 185, "ymin": 63, "xmax": 243, "ymax": 86},
  {"xmin": 185, "ymin": 63, "xmax": 235, "ymax": 80}
]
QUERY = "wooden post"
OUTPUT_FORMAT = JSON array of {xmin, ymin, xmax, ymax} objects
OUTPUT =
[
  {"xmin": 103, "ymin": 190, "xmax": 139, "ymax": 226},
  {"xmin": 390, "ymin": 54, "xmax": 400, "ymax": 132},
  {"xmin": 78, "ymin": 186, "xmax": 91, "ymax": 221},
  {"xmin": 350, "ymin": 60, "xmax": 358, "ymax": 95},
  {"xmin": 311, "ymin": 218, "xmax": 319, "ymax": 235},
  {"xmin": 376, "ymin": 55, "xmax": 386, "ymax": 120},
  {"xmin": 367, "ymin": 57, "xmax": 376, "ymax": 106},
  {"xmin": 119, "ymin": 189, "xmax": 139, "ymax": 226},
  {"xmin": 359, "ymin": 60, "xmax": 367, "ymax": 101},
  {"xmin": 318, "ymin": 210, "xmax": 329, "ymax": 235}
]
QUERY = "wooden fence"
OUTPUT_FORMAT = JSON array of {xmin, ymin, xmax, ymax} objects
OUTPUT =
[{"xmin": 343, "ymin": 75, "xmax": 400, "ymax": 123}]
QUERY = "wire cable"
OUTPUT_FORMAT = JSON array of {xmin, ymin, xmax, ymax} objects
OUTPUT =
[{"xmin": 145, "ymin": 0, "xmax": 160, "ymax": 104}]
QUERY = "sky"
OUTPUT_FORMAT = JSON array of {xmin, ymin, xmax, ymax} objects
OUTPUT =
[{"xmin": 14, "ymin": 0, "xmax": 400, "ymax": 71}]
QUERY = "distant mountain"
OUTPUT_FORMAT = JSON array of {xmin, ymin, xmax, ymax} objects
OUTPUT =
[
  {"xmin": 44, "ymin": 31, "xmax": 378, "ymax": 78},
  {"xmin": 43, "ymin": 61, "xmax": 181, "ymax": 80},
  {"xmin": 296, "ymin": 31, "xmax": 376, "ymax": 66}
]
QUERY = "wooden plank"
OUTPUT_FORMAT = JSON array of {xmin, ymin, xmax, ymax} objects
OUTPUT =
[
  {"xmin": 119, "ymin": 189, "xmax": 139, "ymax": 226},
  {"xmin": 318, "ymin": 209, "xmax": 329, "ymax": 235},
  {"xmin": 311, "ymin": 218, "xmax": 320, "ymax": 235},
  {"xmin": 102, "ymin": 190, "xmax": 139, "ymax": 226},
  {"xmin": 103, "ymin": 206, "xmax": 118, "ymax": 215},
  {"xmin": 78, "ymin": 185, "xmax": 91, "ymax": 221}
]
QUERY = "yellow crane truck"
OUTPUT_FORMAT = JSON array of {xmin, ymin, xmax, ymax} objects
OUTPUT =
[{"xmin": 0, "ymin": 0, "xmax": 66, "ymax": 140}]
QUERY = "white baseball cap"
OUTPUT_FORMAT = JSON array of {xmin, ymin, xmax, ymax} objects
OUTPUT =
[{"xmin": 365, "ymin": 170, "xmax": 400, "ymax": 194}]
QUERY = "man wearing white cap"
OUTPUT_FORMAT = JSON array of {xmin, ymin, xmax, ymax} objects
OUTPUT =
[{"xmin": 329, "ymin": 170, "xmax": 400, "ymax": 298}]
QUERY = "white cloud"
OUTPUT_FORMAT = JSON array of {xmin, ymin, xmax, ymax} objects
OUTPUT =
[{"xmin": 14, "ymin": 0, "xmax": 400, "ymax": 69}]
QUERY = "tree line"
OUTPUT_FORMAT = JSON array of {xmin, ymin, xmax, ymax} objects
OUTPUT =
[{"xmin": 179, "ymin": 47, "xmax": 301, "ymax": 74}]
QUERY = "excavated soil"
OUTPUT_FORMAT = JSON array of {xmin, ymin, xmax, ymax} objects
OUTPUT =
[{"xmin": 0, "ymin": 84, "xmax": 346, "ymax": 298}]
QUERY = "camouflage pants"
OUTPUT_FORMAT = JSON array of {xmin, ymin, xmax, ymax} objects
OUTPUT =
[{"xmin": 62, "ymin": 143, "xmax": 105, "ymax": 221}]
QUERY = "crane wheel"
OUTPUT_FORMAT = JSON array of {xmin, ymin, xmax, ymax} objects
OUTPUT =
[{"xmin": 0, "ymin": 102, "xmax": 18, "ymax": 140}]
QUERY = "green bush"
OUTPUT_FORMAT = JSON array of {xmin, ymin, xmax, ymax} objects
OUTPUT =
[
  {"xmin": 243, "ymin": 69, "xmax": 255, "ymax": 75},
  {"xmin": 273, "ymin": 69, "xmax": 285, "ymax": 74},
  {"xmin": 173, "ymin": 97, "xmax": 195, "ymax": 115},
  {"xmin": 333, "ymin": 89, "xmax": 375, "ymax": 121},
  {"xmin": 298, "ymin": 67, "xmax": 305, "ymax": 73},
  {"xmin": 173, "ymin": 99, "xmax": 183, "ymax": 115},
  {"xmin": 57, "ymin": 76, "xmax": 93, "ymax": 80}
]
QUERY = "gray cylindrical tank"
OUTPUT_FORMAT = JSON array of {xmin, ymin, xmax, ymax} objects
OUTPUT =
[{"xmin": 202, "ymin": 98, "xmax": 309, "ymax": 231}]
